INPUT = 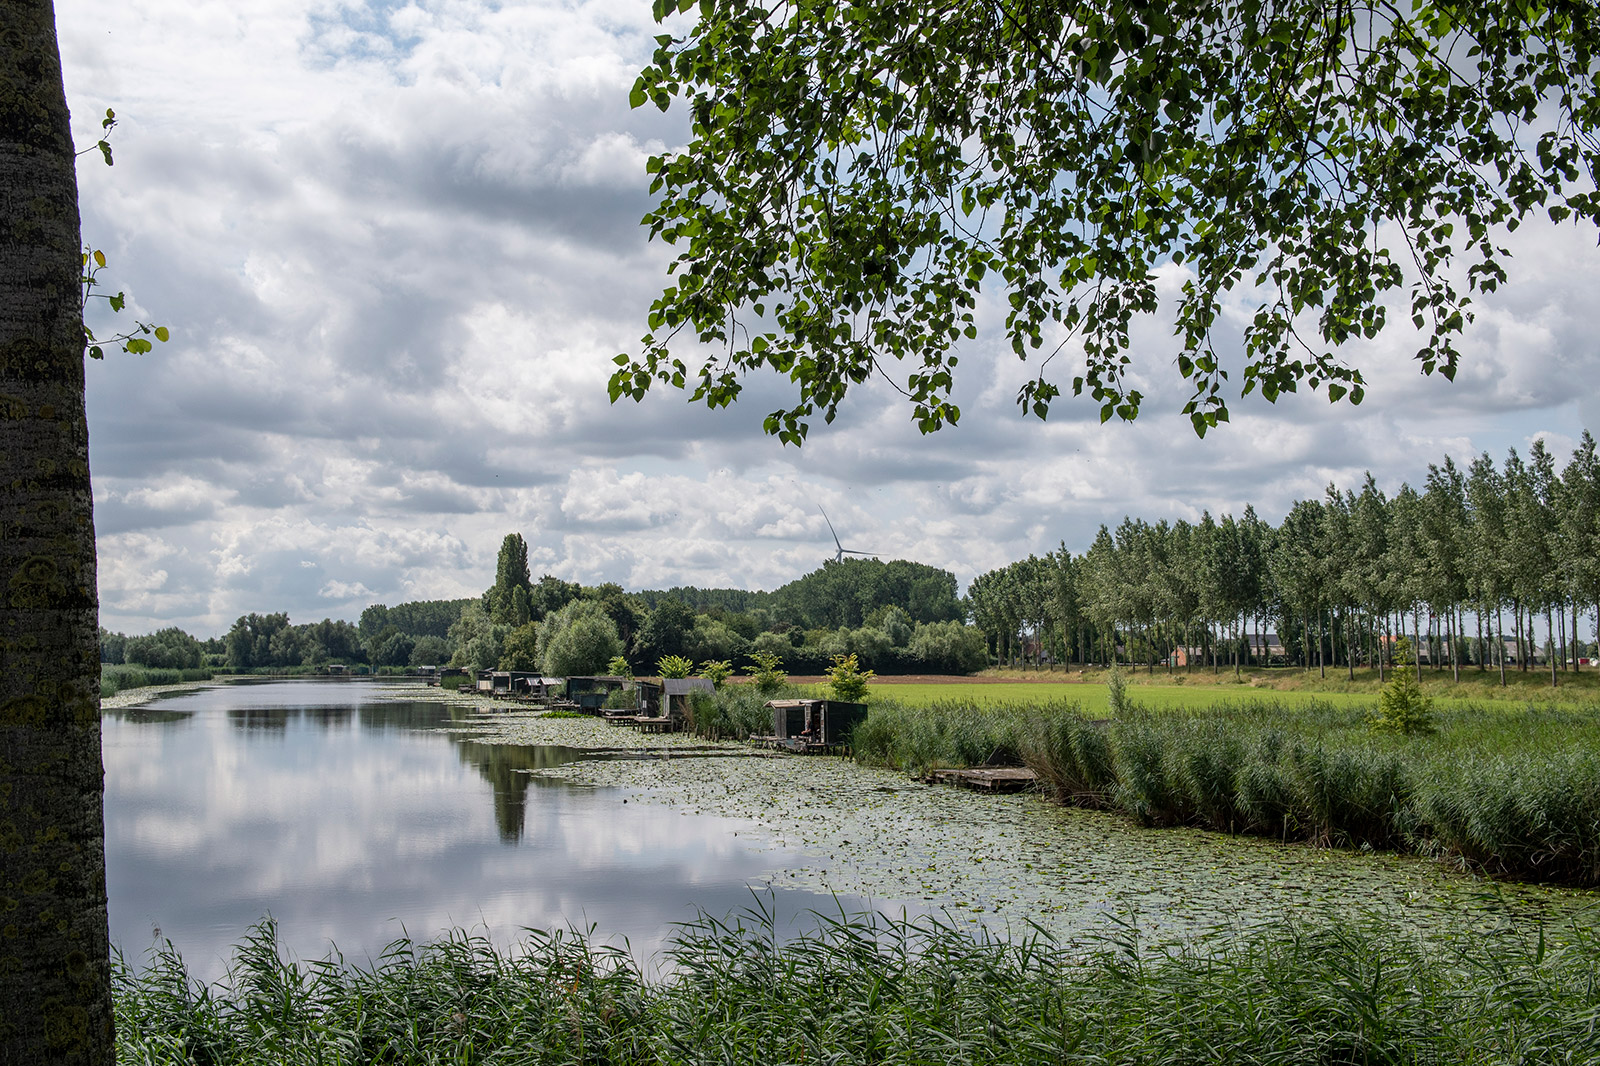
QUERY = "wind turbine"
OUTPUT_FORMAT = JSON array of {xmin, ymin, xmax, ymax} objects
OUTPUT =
[{"xmin": 818, "ymin": 505, "xmax": 879, "ymax": 563}]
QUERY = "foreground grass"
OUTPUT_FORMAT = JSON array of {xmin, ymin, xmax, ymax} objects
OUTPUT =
[
  {"xmin": 854, "ymin": 697, "xmax": 1600, "ymax": 886},
  {"xmin": 114, "ymin": 908, "xmax": 1600, "ymax": 1065}
]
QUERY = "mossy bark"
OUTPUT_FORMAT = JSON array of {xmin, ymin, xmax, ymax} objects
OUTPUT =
[{"xmin": 0, "ymin": 2, "xmax": 114, "ymax": 1064}]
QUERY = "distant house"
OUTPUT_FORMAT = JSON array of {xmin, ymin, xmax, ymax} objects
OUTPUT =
[{"xmin": 1175, "ymin": 633, "xmax": 1286, "ymax": 667}]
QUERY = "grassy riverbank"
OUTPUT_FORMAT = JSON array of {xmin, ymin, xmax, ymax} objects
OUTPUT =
[
  {"xmin": 852, "ymin": 697, "xmax": 1600, "ymax": 885},
  {"xmin": 100, "ymin": 663, "xmax": 216, "ymax": 698},
  {"xmin": 114, "ymin": 907, "xmax": 1600, "ymax": 1065}
]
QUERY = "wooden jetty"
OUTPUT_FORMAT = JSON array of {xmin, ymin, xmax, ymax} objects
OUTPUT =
[
  {"xmin": 924, "ymin": 767, "xmax": 1038, "ymax": 793},
  {"xmin": 747, "ymin": 735, "xmax": 852, "ymax": 756}
]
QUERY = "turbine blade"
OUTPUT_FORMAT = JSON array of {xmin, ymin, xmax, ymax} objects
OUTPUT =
[{"xmin": 818, "ymin": 505, "xmax": 843, "ymax": 551}]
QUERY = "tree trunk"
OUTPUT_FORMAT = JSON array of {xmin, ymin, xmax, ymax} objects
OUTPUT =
[
  {"xmin": 1413, "ymin": 609, "xmax": 1423, "ymax": 681},
  {"xmin": 1498, "ymin": 606, "xmax": 1507, "ymax": 686},
  {"xmin": 1549, "ymin": 607, "xmax": 1558, "ymax": 688},
  {"xmin": 1476, "ymin": 609, "xmax": 1485, "ymax": 672},
  {"xmin": 0, "ymin": 4, "xmax": 115, "ymax": 1062},
  {"xmin": 1449, "ymin": 608, "xmax": 1459, "ymax": 683},
  {"xmin": 1377, "ymin": 613, "xmax": 1386, "ymax": 682}
]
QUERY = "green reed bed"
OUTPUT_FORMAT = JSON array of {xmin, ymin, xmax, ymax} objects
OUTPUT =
[
  {"xmin": 100, "ymin": 664, "xmax": 216, "ymax": 698},
  {"xmin": 684, "ymin": 684, "xmax": 812, "ymax": 741},
  {"xmin": 855, "ymin": 698, "xmax": 1600, "ymax": 885},
  {"xmin": 114, "ymin": 908, "xmax": 1600, "ymax": 1065}
]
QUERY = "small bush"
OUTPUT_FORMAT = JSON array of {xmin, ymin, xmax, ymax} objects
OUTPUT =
[
  {"xmin": 825, "ymin": 653, "xmax": 874, "ymax": 702},
  {"xmin": 699, "ymin": 660, "xmax": 733, "ymax": 689},
  {"xmin": 745, "ymin": 650, "xmax": 787, "ymax": 694},
  {"xmin": 657, "ymin": 655, "xmax": 694, "ymax": 679},
  {"xmin": 1369, "ymin": 670, "xmax": 1435, "ymax": 735}
]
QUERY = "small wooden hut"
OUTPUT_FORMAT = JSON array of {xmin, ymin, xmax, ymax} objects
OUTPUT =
[{"xmin": 760, "ymin": 698, "xmax": 867, "ymax": 751}]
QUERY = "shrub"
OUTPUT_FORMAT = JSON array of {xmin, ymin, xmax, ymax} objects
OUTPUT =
[
  {"xmin": 825, "ymin": 653, "xmax": 874, "ymax": 702},
  {"xmin": 657, "ymin": 655, "xmax": 694, "ymax": 679},
  {"xmin": 1368, "ymin": 670, "xmax": 1435, "ymax": 735},
  {"xmin": 745, "ymin": 650, "xmax": 787, "ymax": 694},
  {"xmin": 699, "ymin": 660, "xmax": 733, "ymax": 689}
]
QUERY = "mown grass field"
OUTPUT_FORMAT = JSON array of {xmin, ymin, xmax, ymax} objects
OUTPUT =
[
  {"xmin": 859, "ymin": 680, "xmax": 1379, "ymax": 714},
  {"xmin": 841, "ymin": 664, "xmax": 1600, "ymax": 714}
]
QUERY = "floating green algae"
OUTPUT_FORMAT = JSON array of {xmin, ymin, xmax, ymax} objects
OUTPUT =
[{"xmin": 450, "ymin": 706, "xmax": 1598, "ymax": 950}]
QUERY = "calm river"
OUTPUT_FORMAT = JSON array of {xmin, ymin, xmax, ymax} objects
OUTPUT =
[
  {"xmin": 103, "ymin": 679, "xmax": 873, "ymax": 981},
  {"xmin": 106, "ymin": 678, "xmax": 1598, "ymax": 984}
]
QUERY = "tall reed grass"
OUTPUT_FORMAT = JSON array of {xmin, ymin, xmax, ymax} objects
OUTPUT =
[
  {"xmin": 114, "ymin": 908, "xmax": 1600, "ymax": 1065},
  {"xmin": 856, "ymin": 697, "xmax": 1600, "ymax": 885},
  {"xmin": 100, "ymin": 664, "xmax": 215, "ymax": 698},
  {"xmin": 685, "ymin": 684, "xmax": 805, "ymax": 740}
]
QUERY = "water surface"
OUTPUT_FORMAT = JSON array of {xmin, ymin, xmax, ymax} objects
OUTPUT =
[{"xmin": 103, "ymin": 679, "xmax": 875, "ymax": 981}]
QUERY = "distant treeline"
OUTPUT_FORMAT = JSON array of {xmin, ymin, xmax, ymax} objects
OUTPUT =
[
  {"xmin": 100, "ymin": 555, "xmax": 983, "ymax": 678},
  {"xmin": 967, "ymin": 435, "xmax": 1600, "ymax": 679}
]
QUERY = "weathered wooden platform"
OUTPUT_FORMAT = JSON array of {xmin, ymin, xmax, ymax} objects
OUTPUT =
[
  {"xmin": 924, "ymin": 767, "xmax": 1038, "ymax": 793},
  {"xmin": 747, "ymin": 735, "xmax": 852, "ymax": 756}
]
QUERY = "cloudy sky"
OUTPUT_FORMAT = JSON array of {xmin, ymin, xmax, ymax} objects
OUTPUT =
[{"xmin": 59, "ymin": 0, "xmax": 1600, "ymax": 637}]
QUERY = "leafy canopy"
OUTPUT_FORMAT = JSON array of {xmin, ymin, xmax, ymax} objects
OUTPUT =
[{"xmin": 615, "ymin": 0, "xmax": 1598, "ymax": 438}]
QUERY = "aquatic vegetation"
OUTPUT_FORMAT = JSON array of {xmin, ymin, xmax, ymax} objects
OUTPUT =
[
  {"xmin": 114, "ymin": 907, "xmax": 1600, "ymax": 1065},
  {"xmin": 855, "ymin": 697, "xmax": 1600, "ymax": 885},
  {"xmin": 100, "ymin": 664, "xmax": 215, "ymax": 698}
]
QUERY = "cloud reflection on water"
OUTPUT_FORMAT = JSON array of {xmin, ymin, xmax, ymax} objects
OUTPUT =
[{"xmin": 103, "ymin": 680, "xmax": 870, "ymax": 982}]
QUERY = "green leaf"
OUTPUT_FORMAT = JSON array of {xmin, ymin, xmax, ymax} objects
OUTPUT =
[{"xmin": 154, "ymin": 326, "xmax": 170, "ymax": 343}]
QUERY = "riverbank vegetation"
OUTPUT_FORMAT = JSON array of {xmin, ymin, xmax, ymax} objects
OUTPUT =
[
  {"xmin": 99, "ymin": 663, "xmax": 216, "ymax": 698},
  {"xmin": 853, "ymin": 696, "xmax": 1600, "ymax": 886},
  {"xmin": 113, "ymin": 907, "xmax": 1600, "ymax": 1065}
]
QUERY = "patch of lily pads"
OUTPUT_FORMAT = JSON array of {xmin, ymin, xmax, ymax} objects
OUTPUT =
[{"xmin": 444, "ymin": 705, "xmax": 1598, "ymax": 950}]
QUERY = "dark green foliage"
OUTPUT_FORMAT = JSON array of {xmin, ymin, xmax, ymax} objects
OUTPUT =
[
  {"xmin": 499, "ymin": 622, "xmax": 542, "ymax": 671},
  {"xmin": 634, "ymin": 599, "xmax": 696, "ymax": 665},
  {"xmin": 407, "ymin": 635, "xmax": 452, "ymax": 667},
  {"xmin": 225, "ymin": 612, "xmax": 293, "ymax": 669},
  {"xmin": 529, "ymin": 574, "xmax": 581, "ymax": 620},
  {"xmin": 99, "ymin": 627, "xmax": 127, "ymax": 664},
  {"xmin": 124, "ymin": 626, "xmax": 205, "ymax": 670},
  {"xmin": 769, "ymin": 558, "xmax": 963, "ymax": 629},
  {"xmin": 114, "ymin": 910, "xmax": 1600, "ymax": 1065},
  {"xmin": 359, "ymin": 600, "xmax": 472, "ymax": 642},
  {"xmin": 489, "ymin": 533, "xmax": 534, "ymax": 625}
]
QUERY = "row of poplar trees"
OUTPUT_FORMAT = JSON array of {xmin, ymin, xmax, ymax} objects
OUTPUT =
[{"xmin": 967, "ymin": 435, "xmax": 1600, "ymax": 684}]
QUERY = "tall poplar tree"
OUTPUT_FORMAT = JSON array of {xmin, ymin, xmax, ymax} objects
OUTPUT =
[{"xmin": 0, "ymin": 2, "xmax": 116, "ymax": 1061}]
